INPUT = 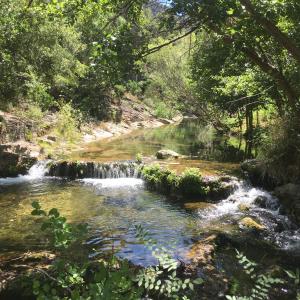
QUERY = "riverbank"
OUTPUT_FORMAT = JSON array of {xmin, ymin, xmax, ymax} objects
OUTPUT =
[{"xmin": 0, "ymin": 95, "xmax": 182, "ymax": 177}]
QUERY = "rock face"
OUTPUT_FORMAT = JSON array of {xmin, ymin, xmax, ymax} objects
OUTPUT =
[
  {"xmin": 0, "ymin": 111, "xmax": 32, "ymax": 144},
  {"xmin": 275, "ymin": 183, "xmax": 300, "ymax": 225},
  {"xmin": 156, "ymin": 149, "xmax": 181, "ymax": 159},
  {"xmin": 241, "ymin": 159, "xmax": 279, "ymax": 188},
  {"xmin": 0, "ymin": 144, "xmax": 37, "ymax": 177}
]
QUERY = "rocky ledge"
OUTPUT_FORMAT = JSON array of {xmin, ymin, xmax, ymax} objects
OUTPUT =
[{"xmin": 0, "ymin": 144, "xmax": 38, "ymax": 177}]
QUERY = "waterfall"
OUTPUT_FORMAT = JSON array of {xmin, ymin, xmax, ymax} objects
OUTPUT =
[
  {"xmin": 0, "ymin": 160, "xmax": 50, "ymax": 185},
  {"xmin": 47, "ymin": 161, "xmax": 141, "ymax": 179}
]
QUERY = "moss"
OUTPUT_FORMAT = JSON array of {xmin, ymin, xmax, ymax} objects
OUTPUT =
[
  {"xmin": 141, "ymin": 165, "xmax": 209, "ymax": 198},
  {"xmin": 178, "ymin": 168, "xmax": 208, "ymax": 197},
  {"xmin": 141, "ymin": 164, "xmax": 178, "ymax": 194}
]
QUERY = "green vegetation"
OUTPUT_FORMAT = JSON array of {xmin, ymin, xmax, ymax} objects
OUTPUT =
[
  {"xmin": 141, "ymin": 164, "xmax": 209, "ymax": 197},
  {"xmin": 135, "ymin": 224, "xmax": 203, "ymax": 299},
  {"xmin": 1, "ymin": 0, "xmax": 299, "ymax": 179},
  {"xmin": 225, "ymin": 250, "xmax": 298, "ymax": 300},
  {"xmin": 1, "ymin": 0, "xmax": 300, "ymax": 298}
]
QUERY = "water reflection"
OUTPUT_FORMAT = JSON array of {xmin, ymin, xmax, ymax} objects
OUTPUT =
[{"xmin": 71, "ymin": 120, "xmax": 250, "ymax": 164}]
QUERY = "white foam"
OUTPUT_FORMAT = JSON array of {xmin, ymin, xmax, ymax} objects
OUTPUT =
[
  {"xmin": 81, "ymin": 178, "xmax": 144, "ymax": 189},
  {"xmin": 0, "ymin": 160, "xmax": 50, "ymax": 185},
  {"xmin": 198, "ymin": 181, "xmax": 279, "ymax": 220}
]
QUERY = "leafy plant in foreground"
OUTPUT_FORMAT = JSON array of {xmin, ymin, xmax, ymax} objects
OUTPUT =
[
  {"xmin": 135, "ymin": 224, "xmax": 203, "ymax": 299},
  {"xmin": 30, "ymin": 202, "xmax": 143, "ymax": 300},
  {"xmin": 226, "ymin": 250, "xmax": 284, "ymax": 300}
]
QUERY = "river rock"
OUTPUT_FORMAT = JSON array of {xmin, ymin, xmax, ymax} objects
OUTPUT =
[
  {"xmin": 254, "ymin": 195, "xmax": 268, "ymax": 208},
  {"xmin": 157, "ymin": 118, "xmax": 172, "ymax": 125},
  {"xmin": 239, "ymin": 217, "xmax": 265, "ymax": 231},
  {"xmin": 185, "ymin": 235, "xmax": 228, "ymax": 299},
  {"xmin": 275, "ymin": 183, "xmax": 300, "ymax": 225},
  {"xmin": 184, "ymin": 202, "xmax": 215, "ymax": 210},
  {"xmin": 205, "ymin": 176, "xmax": 237, "ymax": 200},
  {"xmin": 0, "ymin": 144, "xmax": 37, "ymax": 177},
  {"xmin": 186, "ymin": 235, "xmax": 217, "ymax": 266},
  {"xmin": 156, "ymin": 149, "xmax": 181, "ymax": 159},
  {"xmin": 238, "ymin": 203, "xmax": 250, "ymax": 211}
]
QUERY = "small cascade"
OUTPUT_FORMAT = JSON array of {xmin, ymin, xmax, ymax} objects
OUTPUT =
[
  {"xmin": 47, "ymin": 160, "xmax": 142, "ymax": 179},
  {"xmin": 196, "ymin": 179, "xmax": 300, "ymax": 251},
  {"xmin": 198, "ymin": 180, "xmax": 279, "ymax": 220},
  {"xmin": 0, "ymin": 160, "xmax": 50, "ymax": 185}
]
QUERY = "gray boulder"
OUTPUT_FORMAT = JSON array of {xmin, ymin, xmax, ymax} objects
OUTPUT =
[{"xmin": 156, "ymin": 149, "xmax": 181, "ymax": 159}]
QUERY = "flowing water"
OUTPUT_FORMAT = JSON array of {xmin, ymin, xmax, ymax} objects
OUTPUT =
[{"xmin": 0, "ymin": 121, "xmax": 299, "ymax": 269}]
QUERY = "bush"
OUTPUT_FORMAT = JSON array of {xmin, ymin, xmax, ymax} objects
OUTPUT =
[
  {"xmin": 141, "ymin": 165, "xmax": 209, "ymax": 198},
  {"xmin": 178, "ymin": 168, "xmax": 208, "ymax": 197},
  {"xmin": 54, "ymin": 103, "xmax": 82, "ymax": 144},
  {"xmin": 258, "ymin": 117, "xmax": 300, "ymax": 183},
  {"xmin": 141, "ymin": 164, "xmax": 178, "ymax": 194},
  {"xmin": 154, "ymin": 101, "xmax": 177, "ymax": 119}
]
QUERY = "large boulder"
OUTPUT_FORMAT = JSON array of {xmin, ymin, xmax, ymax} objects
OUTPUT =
[
  {"xmin": 0, "ymin": 144, "xmax": 37, "ymax": 177},
  {"xmin": 275, "ymin": 183, "xmax": 300, "ymax": 225},
  {"xmin": 241, "ymin": 159, "xmax": 278, "ymax": 188},
  {"xmin": 156, "ymin": 149, "xmax": 181, "ymax": 159}
]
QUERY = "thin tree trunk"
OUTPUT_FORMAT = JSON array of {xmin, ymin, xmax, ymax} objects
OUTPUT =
[{"xmin": 240, "ymin": 0, "xmax": 300, "ymax": 64}]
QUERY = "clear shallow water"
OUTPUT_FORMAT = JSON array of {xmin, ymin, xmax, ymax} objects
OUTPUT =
[
  {"xmin": 0, "ymin": 162, "xmax": 299, "ymax": 267},
  {"xmin": 70, "ymin": 120, "xmax": 244, "ymax": 175},
  {"xmin": 0, "ymin": 121, "xmax": 299, "ymax": 267}
]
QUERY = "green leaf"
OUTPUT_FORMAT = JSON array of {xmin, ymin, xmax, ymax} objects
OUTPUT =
[
  {"xmin": 226, "ymin": 8, "xmax": 234, "ymax": 15},
  {"xmin": 48, "ymin": 208, "xmax": 60, "ymax": 218}
]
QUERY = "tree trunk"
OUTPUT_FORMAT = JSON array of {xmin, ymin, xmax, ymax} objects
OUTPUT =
[{"xmin": 240, "ymin": 0, "xmax": 300, "ymax": 65}]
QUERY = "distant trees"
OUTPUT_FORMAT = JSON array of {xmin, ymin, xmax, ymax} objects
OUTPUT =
[{"xmin": 0, "ymin": 0, "xmax": 149, "ymax": 118}]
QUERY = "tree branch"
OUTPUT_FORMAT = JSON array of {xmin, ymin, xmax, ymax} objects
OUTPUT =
[
  {"xmin": 240, "ymin": 0, "xmax": 300, "ymax": 64},
  {"xmin": 141, "ymin": 26, "xmax": 199, "ymax": 57}
]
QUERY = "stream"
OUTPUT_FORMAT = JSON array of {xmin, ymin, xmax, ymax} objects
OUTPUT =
[{"xmin": 0, "ymin": 120, "xmax": 299, "ymax": 274}]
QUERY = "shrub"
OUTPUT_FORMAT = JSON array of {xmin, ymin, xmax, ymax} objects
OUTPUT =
[
  {"xmin": 178, "ymin": 168, "xmax": 208, "ymax": 197},
  {"xmin": 141, "ymin": 164, "xmax": 178, "ymax": 194},
  {"xmin": 259, "ymin": 117, "xmax": 300, "ymax": 183},
  {"xmin": 136, "ymin": 153, "xmax": 143, "ymax": 164},
  {"xmin": 154, "ymin": 101, "xmax": 177, "ymax": 119},
  {"xmin": 141, "ymin": 165, "xmax": 209, "ymax": 198},
  {"xmin": 54, "ymin": 103, "xmax": 82, "ymax": 144}
]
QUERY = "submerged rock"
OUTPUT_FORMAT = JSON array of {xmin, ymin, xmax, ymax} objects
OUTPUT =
[
  {"xmin": 185, "ymin": 235, "xmax": 229, "ymax": 298},
  {"xmin": 156, "ymin": 149, "xmax": 181, "ymax": 159},
  {"xmin": 184, "ymin": 202, "xmax": 215, "ymax": 210},
  {"xmin": 239, "ymin": 217, "xmax": 265, "ymax": 231},
  {"xmin": 187, "ymin": 235, "xmax": 217, "ymax": 266}
]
